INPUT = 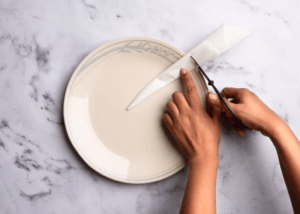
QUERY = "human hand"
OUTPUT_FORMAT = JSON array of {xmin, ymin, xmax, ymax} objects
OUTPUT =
[
  {"xmin": 163, "ymin": 68, "xmax": 221, "ymax": 167},
  {"xmin": 207, "ymin": 87, "xmax": 283, "ymax": 137}
]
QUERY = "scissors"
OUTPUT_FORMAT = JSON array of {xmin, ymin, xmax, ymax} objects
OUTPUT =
[{"xmin": 190, "ymin": 56, "xmax": 245, "ymax": 126}]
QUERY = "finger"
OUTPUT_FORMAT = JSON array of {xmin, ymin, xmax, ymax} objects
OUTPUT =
[
  {"xmin": 166, "ymin": 101, "xmax": 179, "ymax": 119},
  {"xmin": 172, "ymin": 91, "xmax": 190, "ymax": 113},
  {"xmin": 207, "ymin": 92, "xmax": 221, "ymax": 108},
  {"xmin": 180, "ymin": 68, "xmax": 202, "ymax": 109},
  {"xmin": 223, "ymin": 107, "xmax": 238, "ymax": 122},
  {"xmin": 163, "ymin": 113, "xmax": 174, "ymax": 130},
  {"xmin": 206, "ymin": 92, "xmax": 221, "ymax": 126},
  {"xmin": 207, "ymin": 92, "xmax": 237, "ymax": 114},
  {"xmin": 221, "ymin": 87, "xmax": 241, "ymax": 101},
  {"xmin": 207, "ymin": 91, "xmax": 227, "ymax": 112},
  {"xmin": 235, "ymin": 126, "xmax": 245, "ymax": 137},
  {"xmin": 260, "ymin": 130, "xmax": 268, "ymax": 136},
  {"xmin": 233, "ymin": 119, "xmax": 247, "ymax": 137},
  {"xmin": 207, "ymin": 92, "xmax": 244, "ymax": 127}
]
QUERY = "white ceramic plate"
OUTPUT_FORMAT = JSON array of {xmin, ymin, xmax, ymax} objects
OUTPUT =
[{"xmin": 64, "ymin": 37, "xmax": 208, "ymax": 184}]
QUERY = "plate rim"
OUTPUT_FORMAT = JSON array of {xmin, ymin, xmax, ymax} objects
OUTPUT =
[{"xmin": 63, "ymin": 36, "xmax": 205, "ymax": 184}]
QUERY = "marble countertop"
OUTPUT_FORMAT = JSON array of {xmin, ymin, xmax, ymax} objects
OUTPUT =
[{"xmin": 0, "ymin": 0, "xmax": 299, "ymax": 213}]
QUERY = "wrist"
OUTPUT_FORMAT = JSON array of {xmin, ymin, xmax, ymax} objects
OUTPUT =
[
  {"xmin": 261, "ymin": 114, "xmax": 286, "ymax": 138},
  {"xmin": 188, "ymin": 155, "xmax": 219, "ymax": 171}
]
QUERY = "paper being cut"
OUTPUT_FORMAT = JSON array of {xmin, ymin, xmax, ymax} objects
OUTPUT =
[{"xmin": 127, "ymin": 24, "xmax": 252, "ymax": 110}]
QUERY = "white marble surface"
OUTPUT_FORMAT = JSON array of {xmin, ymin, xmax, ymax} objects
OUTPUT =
[{"xmin": 0, "ymin": 0, "xmax": 299, "ymax": 213}]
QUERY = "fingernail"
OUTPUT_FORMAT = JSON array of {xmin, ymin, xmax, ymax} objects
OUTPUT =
[
  {"xmin": 209, "ymin": 93, "xmax": 218, "ymax": 101},
  {"xmin": 180, "ymin": 68, "xmax": 187, "ymax": 75}
]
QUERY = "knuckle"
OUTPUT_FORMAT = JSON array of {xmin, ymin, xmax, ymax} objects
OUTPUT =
[
  {"xmin": 172, "ymin": 91, "xmax": 182, "ymax": 99},
  {"xmin": 166, "ymin": 101, "xmax": 174, "ymax": 109},
  {"xmin": 233, "ymin": 105, "xmax": 241, "ymax": 113},
  {"xmin": 180, "ymin": 107, "xmax": 189, "ymax": 116},
  {"xmin": 240, "ymin": 88, "xmax": 250, "ymax": 94},
  {"xmin": 222, "ymin": 87, "xmax": 229, "ymax": 93},
  {"xmin": 163, "ymin": 114, "xmax": 171, "ymax": 124},
  {"xmin": 248, "ymin": 89, "xmax": 254, "ymax": 95},
  {"xmin": 174, "ymin": 123, "xmax": 182, "ymax": 132},
  {"xmin": 186, "ymin": 85, "xmax": 196, "ymax": 94},
  {"xmin": 194, "ymin": 106, "xmax": 202, "ymax": 114},
  {"xmin": 163, "ymin": 117, "xmax": 167, "ymax": 123},
  {"xmin": 163, "ymin": 113, "xmax": 168, "ymax": 120},
  {"xmin": 182, "ymin": 73, "xmax": 190, "ymax": 80}
]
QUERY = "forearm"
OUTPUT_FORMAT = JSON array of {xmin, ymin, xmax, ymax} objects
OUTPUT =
[
  {"xmin": 180, "ymin": 159, "xmax": 218, "ymax": 214},
  {"xmin": 267, "ymin": 119, "xmax": 300, "ymax": 213}
]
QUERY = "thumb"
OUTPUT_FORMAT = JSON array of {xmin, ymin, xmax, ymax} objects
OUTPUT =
[
  {"xmin": 207, "ymin": 92, "xmax": 237, "ymax": 112},
  {"xmin": 206, "ymin": 92, "xmax": 221, "ymax": 126},
  {"xmin": 207, "ymin": 92, "xmax": 239, "ymax": 122},
  {"xmin": 207, "ymin": 92, "xmax": 222, "ymax": 109}
]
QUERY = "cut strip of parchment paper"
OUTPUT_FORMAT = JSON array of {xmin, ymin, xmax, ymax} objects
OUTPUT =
[{"xmin": 127, "ymin": 24, "xmax": 252, "ymax": 110}]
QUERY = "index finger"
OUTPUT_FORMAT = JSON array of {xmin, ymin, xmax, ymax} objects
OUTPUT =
[
  {"xmin": 180, "ymin": 68, "xmax": 202, "ymax": 109},
  {"xmin": 221, "ymin": 87, "xmax": 241, "ymax": 100}
]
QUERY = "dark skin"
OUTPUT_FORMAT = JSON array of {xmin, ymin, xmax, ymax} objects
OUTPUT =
[{"xmin": 163, "ymin": 68, "xmax": 300, "ymax": 214}]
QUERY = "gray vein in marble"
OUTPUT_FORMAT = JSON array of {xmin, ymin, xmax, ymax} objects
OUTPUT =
[
  {"xmin": 0, "ymin": 33, "xmax": 31, "ymax": 58},
  {"xmin": 81, "ymin": 0, "xmax": 98, "ymax": 19},
  {"xmin": 30, "ymin": 15, "xmax": 41, "ymax": 20},
  {"xmin": 7, "ymin": 127, "xmax": 45, "ymax": 154},
  {"xmin": 237, "ymin": 0, "xmax": 259, "ymax": 11},
  {"xmin": 42, "ymin": 92, "xmax": 55, "ymax": 110},
  {"xmin": 46, "ymin": 158, "xmax": 74, "ymax": 175},
  {"xmin": 20, "ymin": 190, "xmax": 52, "ymax": 201},
  {"xmin": 0, "ymin": 63, "xmax": 7, "ymax": 71},
  {"xmin": 0, "ymin": 119, "xmax": 76, "ymax": 202},
  {"xmin": 202, "ymin": 60, "xmax": 251, "ymax": 74},
  {"xmin": 41, "ymin": 176, "xmax": 53, "ymax": 187},
  {"xmin": 283, "ymin": 113, "xmax": 289, "ymax": 123},
  {"xmin": 13, "ymin": 40, "xmax": 32, "ymax": 58},
  {"xmin": 29, "ymin": 75, "xmax": 39, "ymax": 101},
  {"xmin": 0, "ymin": 138, "xmax": 8, "ymax": 152},
  {"xmin": 19, "ymin": 152, "xmax": 42, "ymax": 171},
  {"xmin": 35, "ymin": 40, "xmax": 50, "ymax": 73},
  {"xmin": 46, "ymin": 117, "xmax": 64, "ymax": 126},
  {"xmin": 159, "ymin": 28, "xmax": 174, "ymax": 42},
  {"xmin": 235, "ymin": 0, "xmax": 290, "ymax": 26}
]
